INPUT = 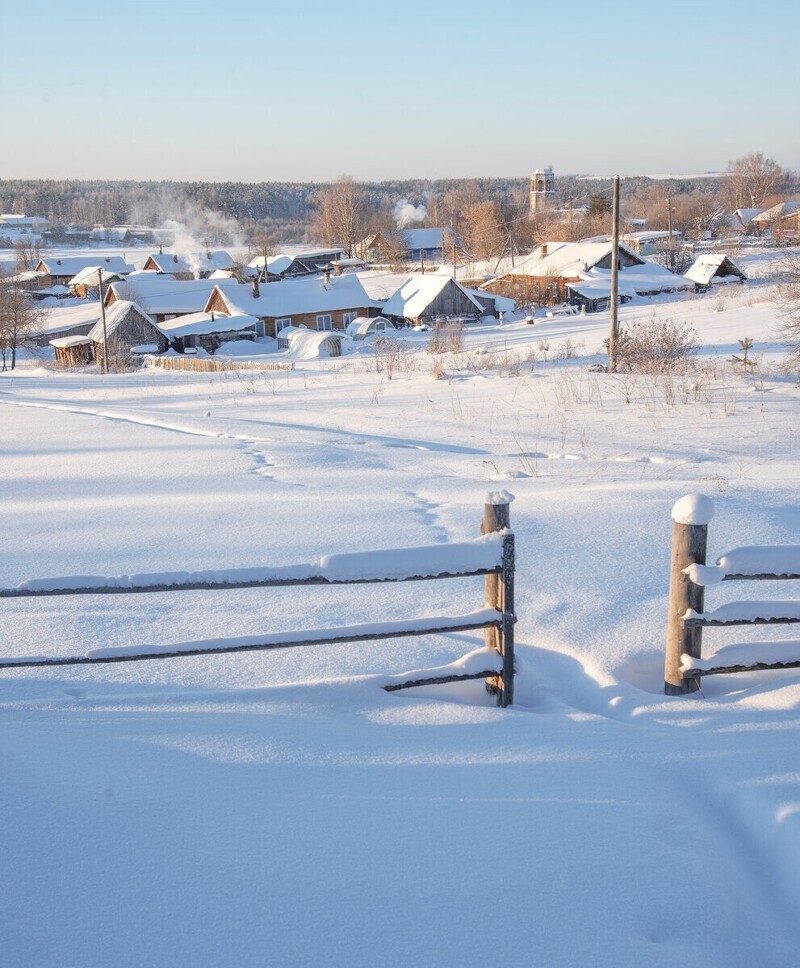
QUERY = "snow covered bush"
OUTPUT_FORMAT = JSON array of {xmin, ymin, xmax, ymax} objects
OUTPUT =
[
  {"xmin": 615, "ymin": 317, "xmax": 699, "ymax": 374},
  {"xmin": 775, "ymin": 252, "xmax": 800, "ymax": 368}
]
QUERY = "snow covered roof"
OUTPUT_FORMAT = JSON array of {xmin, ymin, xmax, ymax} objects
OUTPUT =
[
  {"xmin": 345, "ymin": 316, "xmax": 394, "ymax": 338},
  {"xmin": 211, "ymin": 273, "xmax": 373, "ymax": 318},
  {"xmin": 733, "ymin": 208, "xmax": 764, "ymax": 226},
  {"xmin": 279, "ymin": 328, "xmax": 343, "ymax": 359},
  {"xmin": 67, "ymin": 265, "xmax": 125, "ymax": 287},
  {"xmin": 88, "ymin": 300, "xmax": 158, "ymax": 343},
  {"xmin": 751, "ymin": 201, "xmax": 800, "ymax": 222},
  {"xmin": 402, "ymin": 228, "xmax": 448, "ymax": 251},
  {"xmin": 35, "ymin": 302, "xmax": 103, "ymax": 335},
  {"xmin": 48, "ymin": 334, "xmax": 93, "ymax": 348},
  {"xmin": 684, "ymin": 254, "xmax": 747, "ymax": 286},
  {"xmin": 380, "ymin": 274, "xmax": 483, "ymax": 319},
  {"xmin": 107, "ymin": 277, "xmax": 223, "ymax": 316},
  {"xmin": 247, "ymin": 247, "xmax": 345, "ymax": 272},
  {"xmin": 567, "ymin": 263, "xmax": 693, "ymax": 300},
  {"xmin": 498, "ymin": 241, "xmax": 644, "ymax": 279},
  {"xmin": 36, "ymin": 255, "xmax": 133, "ymax": 276},
  {"xmin": 144, "ymin": 250, "xmax": 236, "ymax": 274},
  {"xmin": 156, "ymin": 312, "xmax": 259, "ymax": 338}
]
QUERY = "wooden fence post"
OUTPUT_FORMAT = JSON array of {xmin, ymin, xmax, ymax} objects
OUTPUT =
[
  {"xmin": 482, "ymin": 491, "xmax": 515, "ymax": 706},
  {"xmin": 664, "ymin": 494, "xmax": 712, "ymax": 696}
]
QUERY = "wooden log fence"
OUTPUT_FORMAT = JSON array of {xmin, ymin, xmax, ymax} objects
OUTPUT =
[
  {"xmin": 0, "ymin": 496, "xmax": 516, "ymax": 706},
  {"xmin": 664, "ymin": 493, "xmax": 800, "ymax": 695}
]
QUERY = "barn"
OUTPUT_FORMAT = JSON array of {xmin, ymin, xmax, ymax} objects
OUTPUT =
[
  {"xmin": 684, "ymin": 255, "xmax": 747, "ymax": 292},
  {"xmin": 89, "ymin": 301, "xmax": 168, "ymax": 368}
]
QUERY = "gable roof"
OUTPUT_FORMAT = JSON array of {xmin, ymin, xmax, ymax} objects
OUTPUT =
[
  {"xmin": 210, "ymin": 273, "xmax": 373, "ymax": 318},
  {"xmin": 36, "ymin": 255, "xmax": 134, "ymax": 276},
  {"xmin": 751, "ymin": 201, "xmax": 800, "ymax": 223},
  {"xmin": 88, "ymin": 300, "xmax": 159, "ymax": 343},
  {"xmin": 500, "ymin": 241, "xmax": 645, "ymax": 279},
  {"xmin": 106, "ymin": 276, "xmax": 223, "ymax": 316},
  {"xmin": 380, "ymin": 274, "xmax": 483, "ymax": 319},
  {"xmin": 156, "ymin": 312, "xmax": 259, "ymax": 338},
  {"xmin": 143, "ymin": 250, "xmax": 236, "ymax": 275},
  {"xmin": 68, "ymin": 265, "xmax": 125, "ymax": 287},
  {"xmin": 684, "ymin": 254, "xmax": 747, "ymax": 286}
]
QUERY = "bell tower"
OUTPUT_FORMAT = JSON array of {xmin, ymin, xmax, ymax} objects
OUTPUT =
[{"xmin": 530, "ymin": 167, "xmax": 556, "ymax": 215}]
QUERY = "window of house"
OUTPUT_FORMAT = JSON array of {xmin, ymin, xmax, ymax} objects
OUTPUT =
[
  {"xmin": 275, "ymin": 318, "xmax": 292, "ymax": 333},
  {"xmin": 342, "ymin": 312, "xmax": 357, "ymax": 327},
  {"xmin": 316, "ymin": 314, "xmax": 332, "ymax": 331}
]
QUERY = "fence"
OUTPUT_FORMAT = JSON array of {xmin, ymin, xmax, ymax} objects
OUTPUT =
[
  {"xmin": 664, "ymin": 493, "xmax": 800, "ymax": 695},
  {"xmin": 145, "ymin": 356, "xmax": 293, "ymax": 373},
  {"xmin": 0, "ymin": 496, "xmax": 516, "ymax": 706}
]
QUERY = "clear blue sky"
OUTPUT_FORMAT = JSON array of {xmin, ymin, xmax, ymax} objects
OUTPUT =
[{"xmin": 2, "ymin": 0, "xmax": 798, "ymax": 182}]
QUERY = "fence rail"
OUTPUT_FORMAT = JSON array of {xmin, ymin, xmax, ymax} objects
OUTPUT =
[
  {"xmin": 1, "ymin": 497, "xmax": 516, "ymax": 705},
  {"xmin": 664, "ymin": 494, "xmax": 800, "ymax": 694}
]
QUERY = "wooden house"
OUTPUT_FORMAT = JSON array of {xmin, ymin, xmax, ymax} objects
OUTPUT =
[
  {"xmin": 358, "ymin": 272, "xmax": 484, "ymax": 325},
  {"xmin": 34, "ymin": 255, "xmax": 133, "ymax": 288},
  {"xmin": 141, "ymin": 250, "xmax": 237, "ymax": 280},
  {"xmin": 247, "ymin": 247, "xmax": 346, "ymax": 281},
  {"xmin": 104, "ymin": 277, "xmax": 223, "ymax": 325},
  {"xmin": 481, "ymin": 241, "xmax": 645, "ymax": 307},
  {"xmin": 68, "ymin": 265, "xmax": 127, "ymax": 298},
  {"xmin": 88, "ymin": 300, "xmax": 168, "ymax": 368},
  {"xmin": 205, "ymin": 272, "xmax": 375, "ymax": 338}
]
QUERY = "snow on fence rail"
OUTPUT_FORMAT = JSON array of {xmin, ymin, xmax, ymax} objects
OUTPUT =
[
  {"xmin": 0, "ymin": 496, "xmax": 517, "ymax": 706},
  {"xmin": 664, "ymin": 494, "xmax": 800, "ymax": 694}
]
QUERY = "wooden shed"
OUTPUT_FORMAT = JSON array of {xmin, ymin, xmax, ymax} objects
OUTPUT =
[
  {"xmin": 49, "ymin": 335, "xmax": 95, "ymax": 366},
  {"xmin": 89, "ymin": 300, "xmax": 167, "ymax": 369}
]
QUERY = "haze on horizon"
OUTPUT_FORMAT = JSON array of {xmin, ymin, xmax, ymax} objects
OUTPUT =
[{"xmin": 2, "ymin": 0, "xmax": 798, "ymax": 183}]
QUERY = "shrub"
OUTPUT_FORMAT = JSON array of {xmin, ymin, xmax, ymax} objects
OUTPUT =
[{"xmin": 615, "ymin": 317, "xmax": 699, "ymax": 373}]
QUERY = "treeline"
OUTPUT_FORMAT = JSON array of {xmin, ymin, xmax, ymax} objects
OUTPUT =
[{"xmin": 0, "ymin": 174, "xmax": 727, "ymax": 243}]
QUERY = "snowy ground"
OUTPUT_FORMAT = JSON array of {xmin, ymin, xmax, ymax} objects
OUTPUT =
[{"xmin": 2, "ymin": 255, "xmax": 800, "ymax": 967}]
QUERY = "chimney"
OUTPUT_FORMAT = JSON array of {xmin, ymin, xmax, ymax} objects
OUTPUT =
[
  {"xmin": 333, "ymin": 262, "xmax": 342, "ymax": 275},
  {"xmin": 172, "ymin": 254, "xmax": 178, "ymax": 263},
  {"xmin": 540, "ymin": 243, "xmax": 548, "ymax": 257},
  {"xmin": 252, "ymin": 276, "xmax": 260, "ymax": 298},
  {"xmin": 323, "ymin": 267, "xmax": 331, "ymax": 285}
]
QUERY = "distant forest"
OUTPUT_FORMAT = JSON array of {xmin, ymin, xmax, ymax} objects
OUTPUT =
[{"xmin": 0, "ymin": 174, "xmax": 726, "ymax": 245}]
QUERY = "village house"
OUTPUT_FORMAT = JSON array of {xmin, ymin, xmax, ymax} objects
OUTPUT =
[
  {"xmin": 103, "ymin": 276, "xmax": 223, "ymax": 325},
  {"xmin": 34, "ymin": 255, "xmax": 134, "ymax": 288},
  {"xmin": 565, "ymin": 263, "xmax": 694, "ymax": 313},
  {"xmin": 358, "ymin": 271, "xmax": 484, "ymax": 326},
  {"xmin": 141, "ymin": 250, "xmax": 237, "ymax": 280},
  {"xmin": 205, "ymin": 271, "xmax": 375, "ymax": 338},
  {"xmin": 30, "ymin": 302, "xmax": 104, "ymax": 345},
  {"xmin": 360, "ymin": 228, "xmax": 453, "ymax": 266},
  {"xmin": 247, "ymin": 246, "xmax": 346, "ymax": 281},
  {"xmin": 88, "ymin": 300, "xmax": 168, "ymax": 369},
  {"xmin": 68, "ymin": 265, "xmax": 128, "ymax": 298},
  {"xmin": 481, "ymin": 241, "xmax": 648, "ymax": 307}
]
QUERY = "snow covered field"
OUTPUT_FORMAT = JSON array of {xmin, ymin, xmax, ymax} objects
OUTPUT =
[{"xmin": 2, "ymin": 257, "xmax": 799, "ymax": 966}]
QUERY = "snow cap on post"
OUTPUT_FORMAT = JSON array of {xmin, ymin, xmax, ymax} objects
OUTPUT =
[
  {"xmin": 671, "ymin": 493, "xmax": 714, "ymax": 526},
  {"xmin": 484, "ymin": 490, "xmax": 515, "ymax": 506}
]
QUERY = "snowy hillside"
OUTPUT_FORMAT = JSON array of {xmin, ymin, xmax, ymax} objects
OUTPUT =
[{"xmin": 2, "ymin": 256, "xmax": 799, "ymax": 967}]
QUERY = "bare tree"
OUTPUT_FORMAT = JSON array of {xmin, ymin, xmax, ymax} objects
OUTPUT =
[
  {"xmin": 14, "ymin": 238, "xmax": 42, "ymax": 273},
  {"xmin": 724, "ymin": 153, "xmax": 793, "ymax": 211},
  {"xmin": 775, "ymin": 253, "xmax": 800, "ymax": 367},
  {"xmin": 312, "ymin": 175, "xmax": 368, "ymax": 257},
  {"xmin": 0, "ymin": 277, "xmax": 44, "ymax": 370}
]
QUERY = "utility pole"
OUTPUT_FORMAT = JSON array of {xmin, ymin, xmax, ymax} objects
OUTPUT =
[
  {"xmin": 97, "ymin": 268, "xmax": 109, "ymax": 375},
  {"xmin": 608, "ymin": 175, "xmax": 620, "ymax": 373},
  {"xmin": 666, "ymin": 196, "xmax": 675, "ymax": 271},
  {"xmin": 452, "ymin": 239, "xmax": 457, "ymax": 277}
]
